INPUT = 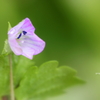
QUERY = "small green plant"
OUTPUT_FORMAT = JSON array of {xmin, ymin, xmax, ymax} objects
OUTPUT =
[{"xmin": 0, "ymin": 18, "xmax": 84, "ymax": 100}]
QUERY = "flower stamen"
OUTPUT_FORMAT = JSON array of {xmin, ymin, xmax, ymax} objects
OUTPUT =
[
  {"xmin": 17, "ymin": 31, "xmax": 27, "ymax": 39},
  {"xmin": 23, "ymin": 31, "xmax": 27, "ymax": 35},
  {"xmin": 17, "ymin": 33, "xmax": 22, "ymax": 39}
]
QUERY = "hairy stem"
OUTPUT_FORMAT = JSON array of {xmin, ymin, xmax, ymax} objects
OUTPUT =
[{"xmin": 8, "ymin": 54, "xmax": 15, "ymax": 100}]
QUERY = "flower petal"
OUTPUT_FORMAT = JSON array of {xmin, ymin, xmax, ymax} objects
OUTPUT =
[
  {"xmin": 22, "ymin": 47, "xmax": 35, "ymax": 59},
  {"xmin": 21, "ymin": 18, "xmax": 35, "ymax": 34},
  {"xmin": 8, "ymin": 18, "xmax": 45, "ymax": 59},
  {"xmin": 20, "ymin": 32, "xmax": 45, "ymax": 55},
  {"xmin": 8, "ymin": 39, "xmax": 22, "ymax": 55},
  {"xmin": 8, "ymin": 19, "xmax": 25, "ymax": 36}
]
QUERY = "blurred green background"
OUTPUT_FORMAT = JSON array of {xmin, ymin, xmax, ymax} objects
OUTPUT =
[{"xmin": 0, "ymin": 0, "xmax": 100, "ymax": 100}]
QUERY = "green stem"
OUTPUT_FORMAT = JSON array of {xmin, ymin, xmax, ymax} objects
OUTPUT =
[{"xmin": 8, "ymin": 54, "xmax": 15, "ymax": 100}]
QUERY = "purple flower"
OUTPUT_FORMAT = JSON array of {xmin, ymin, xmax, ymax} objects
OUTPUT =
[{"xmin": 8, "ymin": 18, "xmax": 45, "ymax": 59}]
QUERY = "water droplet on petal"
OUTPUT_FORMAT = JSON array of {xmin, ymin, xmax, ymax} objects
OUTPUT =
[
  {"xmin": 9, "ymin": 29, "xmax": 15, "ymax": 34},
  {"xmin": 21, "ymin": 40, "xmax": 24, "ymax": 43}
]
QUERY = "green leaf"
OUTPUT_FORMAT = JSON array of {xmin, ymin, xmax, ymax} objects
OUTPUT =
[
  {"xmin": 8, "ymin": 22, "xmax": 12, "ymax": 31},
  {"xmin": 0, "ymin": 50, "xmax": 84, "ymax": 100},
  {"xmin": 15, "ymin": 60, "xmax": 84, "ymax": 100},
  {"xmin": 0, "ymin": 53, "xmax": 34, "ymax": 98},
  {"xmin": 1, "ymin": 40, "xmax": 11, "ymax": 55},
  {"xmin": 13, "ymin": 55, "xmax": 34, "ymax": 87},
  {"xmin": 0, "ymin": 55, "xmax": 10, "ymax": 97},
  {"xmin": 1, "ymin": 22, "xmax": 12, "ymax": 55}
]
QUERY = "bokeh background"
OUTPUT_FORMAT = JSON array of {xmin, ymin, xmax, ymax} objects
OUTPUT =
[{"xmin": 0, "ymin": 0, "xmax": 100, "ymax": 100}]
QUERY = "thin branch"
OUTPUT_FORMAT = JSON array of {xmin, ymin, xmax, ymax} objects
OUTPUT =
[{"xmin": 8, "ymin": 54, "xmax": 15, "ymax": 100}]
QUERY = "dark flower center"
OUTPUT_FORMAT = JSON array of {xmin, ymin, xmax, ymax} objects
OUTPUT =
[{"xmin": 17, "ymin": 31, "xmax": 27, "ymax": 39}]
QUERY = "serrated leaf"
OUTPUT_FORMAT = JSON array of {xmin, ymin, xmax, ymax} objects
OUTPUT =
[{"xmin": 15, "ymin": 60, "xmax": 84, "ymax": 100}]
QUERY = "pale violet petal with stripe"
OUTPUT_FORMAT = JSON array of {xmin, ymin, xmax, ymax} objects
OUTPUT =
[{"xmin": 8, "ymin": 18, "xmax": 45, "ymax": 59}]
